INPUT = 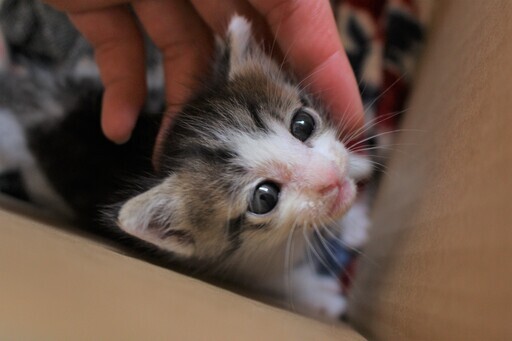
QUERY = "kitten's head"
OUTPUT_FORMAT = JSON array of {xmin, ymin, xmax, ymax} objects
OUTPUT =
[{"xmin": 116, "ymin": 16, "xmax": 370, "ymax": 268}]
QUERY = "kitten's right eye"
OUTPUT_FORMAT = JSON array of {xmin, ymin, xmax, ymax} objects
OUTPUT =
[
  {"xmin": 249, "ymin": 182, "xmax": 280, "ymax": 214},
  {"xmin": 290, "ymin": 109, "xmax": 315, "ymax": 142}
]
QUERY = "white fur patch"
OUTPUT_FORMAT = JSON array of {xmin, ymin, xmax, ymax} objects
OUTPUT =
[
  {"xmin": 314, "ymin": 130, "xmax": 349, "ymax": 169},
  {"xmin": 348, "ymin": 153, "xmax": 373, "ymax": 180},
  {"xmin": 340, "ymin": 199, "xmax": 370, "ymax": 248},
  {"xmin": 232, "ymin": 124, "xmax": 349, "ymax": 182},
  {"xmin": 232, "ymin": 123, "xmax": 358, "ymax": 231},
  {"xmin": 233, "ymin": 125, "xmax": 304, "ymax": 173},
  {"xmin": 287, "ymin": 263, "xmax": 347, "ymax": 322}
]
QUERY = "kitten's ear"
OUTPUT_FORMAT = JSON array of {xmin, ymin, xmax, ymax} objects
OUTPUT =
[
  {"xmin": 116, "ymin": 178, "xmax": 195, "ymax": 258},
  {"xmin": 227, "ymin": 16, "xmax": 256, "ymax": 64},
  {"xmin": 217, "ymin": 15, "xmax": 261, "ymax": 78}
]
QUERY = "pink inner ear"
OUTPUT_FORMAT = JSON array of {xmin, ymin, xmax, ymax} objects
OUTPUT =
[{"xmin": 306, "ymin": 163, "xmax": 341, "ymax": 194}]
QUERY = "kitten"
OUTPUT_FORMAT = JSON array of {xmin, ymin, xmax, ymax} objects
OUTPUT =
[{"xmin": 0, "ymin": 16, "xmax": 371, "ymax": 321}]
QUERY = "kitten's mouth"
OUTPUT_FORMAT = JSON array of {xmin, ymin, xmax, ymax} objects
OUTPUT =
[{"xmin": 328, "ymin": 178, "xmax": 356, "ymax": 218}]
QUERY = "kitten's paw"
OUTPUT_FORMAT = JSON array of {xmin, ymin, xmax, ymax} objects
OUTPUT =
[
  {"xmin": 340, "ymin": 200, "xmax": 370, "ymax": 249},
  {"xmin": 289, "ymin": 265, "xmax": 347, "ymax": 322},
  {"xmin": 348, "ymin": 153, "xmax": 373, "ymax": 181}
]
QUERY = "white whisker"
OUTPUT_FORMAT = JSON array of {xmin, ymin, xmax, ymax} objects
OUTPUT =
[
  {"xmin": 347, "ymin": 128, "xmax": 420, "ymax": 152},
  {"xmin": 342, "ymin": 108, "xmax": 409, "ymax": 144},
  {"xmin": 285, "ymin": 219, "xmax": 300, "ymax": 311}
]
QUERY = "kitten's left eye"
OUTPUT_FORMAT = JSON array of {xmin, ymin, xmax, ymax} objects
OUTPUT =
[
  {"xmin": 249, "ymin": 182, "xmax": 280, "ymax": 215},
  {"xmin": 290, "ymin": 109, "xmax": 315, "ymax": 142}
]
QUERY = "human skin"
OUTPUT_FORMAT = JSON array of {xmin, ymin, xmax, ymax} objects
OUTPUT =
[{"xmin": 44, "ymin": 0, "xmax": 364, "ymax": 163}]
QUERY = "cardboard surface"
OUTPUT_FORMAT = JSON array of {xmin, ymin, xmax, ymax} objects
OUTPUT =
[
  {"xmin": 349, "ymin": 0, "xmax": 512, "ymax": 339},
  {"xmin": 0, "ymin": 198, "xmax": 362, "ymax": 340}
]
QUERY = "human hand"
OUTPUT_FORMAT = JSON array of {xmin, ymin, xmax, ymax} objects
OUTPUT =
[{"xmin": 45, "ymin": 0, "xmax": 363, "ymax": 153}]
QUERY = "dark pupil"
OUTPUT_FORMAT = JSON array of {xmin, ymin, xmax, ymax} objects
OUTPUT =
[
  {"xmin": 291, "ymin": 110, "xmax": 315, "ymax": 142},
  {"xmin": 249, "ymin": 182, "xmax": 280, "ymax": 214}
]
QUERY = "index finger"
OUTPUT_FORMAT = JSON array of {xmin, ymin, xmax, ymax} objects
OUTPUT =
[
  {"xmin": 248, "ymin": 0, "xmax": 363, "ymax": 135},
  {"xmin": 69, "ymin": 5, "xmax": 147, "ymax": 143}
]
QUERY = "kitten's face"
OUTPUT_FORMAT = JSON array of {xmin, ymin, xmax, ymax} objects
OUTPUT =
[{"xmin": 116, "ymin": 17, "xmax": 369, "ymax": 268}]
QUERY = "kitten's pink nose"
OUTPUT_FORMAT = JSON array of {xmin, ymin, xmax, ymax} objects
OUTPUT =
[
  {"xmin": 303, "ymin": 158, "xmax": 342, "ymax": 195},
  {"xmin": 316, "ymin": 170, "xmax": 342, "ymax": 196}
]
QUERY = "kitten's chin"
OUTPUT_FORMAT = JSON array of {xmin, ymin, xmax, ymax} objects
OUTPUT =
[{"xmin": 327, "ymin": 178, "xmax": 357, "ymax": 220}]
